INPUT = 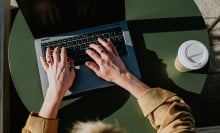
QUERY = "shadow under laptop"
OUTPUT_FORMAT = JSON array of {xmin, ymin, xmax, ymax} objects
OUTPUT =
[{"xmin": 58, "ymin": 86, "xmax": 130, "ymax": 132}]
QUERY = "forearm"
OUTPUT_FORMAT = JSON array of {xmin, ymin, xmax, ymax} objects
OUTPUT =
[
  {"xmin": 39, "ymin": 100, "xmax": 60, "ymax": 119},
  {"xmin": 114, "ymin": 71, "xmax": 151, "ymax": 99},
  {"xmin": 39, "ymin": 88, "xmax": 63, "ymax": 119}
]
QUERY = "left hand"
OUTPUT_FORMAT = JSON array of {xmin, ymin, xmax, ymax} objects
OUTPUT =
[
  {"xmin": 39, "ymin": 47, "xmax": 75, "ymax": 119},
  {"xmin": 40, "ymin": 47, "xmax": 75, "ymax": 100}
]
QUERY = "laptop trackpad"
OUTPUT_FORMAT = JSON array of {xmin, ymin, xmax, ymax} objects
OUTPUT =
[{"xmin": 69, "ymin": 65, "xmax": 113, "ymax": 94}]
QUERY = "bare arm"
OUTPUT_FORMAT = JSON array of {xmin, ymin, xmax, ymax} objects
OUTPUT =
[
  {"xmin": 39, "ymin": 47, "xmax": 75, "ymax": 119},
  {"xmin": 22, "ymin": 47, "xmax": 75, "ymax": 133}
]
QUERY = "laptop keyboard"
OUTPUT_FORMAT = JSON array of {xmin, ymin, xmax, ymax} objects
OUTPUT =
[{"xmin": 41, "ymin": 27, "xmax": 128, "ymax": 65}]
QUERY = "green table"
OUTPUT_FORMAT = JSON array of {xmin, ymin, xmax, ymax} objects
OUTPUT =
[{"xmin": 9, "ymin": 0, "xmax": 210, "ymax": 132}]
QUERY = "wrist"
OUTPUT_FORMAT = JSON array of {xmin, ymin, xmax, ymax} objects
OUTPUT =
[
  {"xmin": 114, "ymin": 71, "xmax": 132, "ymax": 88},
  {"xmin": 38, "ymin": 87, "xmax": 63, "ymax": 119},
  {"xmin": 46, "ymin": 86, "xmax": 65, "ymax": 102},
  {"xmin": 115, "ymin": 71, "xmax": 151, "ymax": 99},
  {"xmin": 114, "ymin": 71, "xmax": 135, "ymax": 90},
  {"xmin": 44, "ymin": 90, "xmax": 62, "ymax": 105},
  {"xmin": 39, "ymin": 92, "xmax": 61, "ymax": 119}
]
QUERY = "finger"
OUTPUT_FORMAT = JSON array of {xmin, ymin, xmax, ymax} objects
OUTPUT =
[
  {"xmin": 46, "ymin": 47, "xmax": 53, "ymax": 64},
  {"xmin": 86, "ymin": 49, "xmax": 102, "ymax": 65},
  {"xmin": 40, "ymin": 56, "xmax": 49, "ymax": 70},
  {"xmin": 85, "ymin": 61, "xmax": 99, "ymax": 74},
  {"xmin": 69, "ymin": 59, "xmax": 76, "ymax": 78},
  {"xmin": 98, "ymin": 38, "xmax": 113, "ymax": 52},
  {"xmin": 60, "ymin": 47, "xmax": 67, "ymax": 64},
  {"xmin": 69, "ymin": 58, "xmax": 75, "ymax": 72},
  {"xmin": 53, "ymin": 47, "xmax": 60, "ymax": 63},
  {"xmin": 89, "ymin": 43, "xmax": 105, "ymax": 55},
  {"xmin": 108, "ymin": 39, "xmax": 119, "ymax": 56},
  {"xmin": 70, "ymin": 68, "xmax": 76, "ymax": 82},
  {"xmin": 69, "ymin": 58, "xmax": 75, "ymax": 68}
]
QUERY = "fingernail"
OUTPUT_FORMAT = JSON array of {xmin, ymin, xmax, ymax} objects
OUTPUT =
[
  {"xmin": 85, "ymin": 62, "xmax": 89, "ymax": 66},
  {"xmin": 85, "ymin": 49, "xmax": 90, "ymax": 53}
]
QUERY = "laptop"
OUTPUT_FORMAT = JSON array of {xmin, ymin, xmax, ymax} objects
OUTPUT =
[
  {"xmin": 35, "ymin": 21, "xmax": 141, "ymax": 98},
  {"xmin": 18, "ymin": 0, "xmax": 141, "ymax": 98}
]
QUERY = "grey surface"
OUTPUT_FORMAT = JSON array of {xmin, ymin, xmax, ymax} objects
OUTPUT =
[
  {"xmin": 194, "ymin": 0, "xmax": 220, "ymax": 129},
  {"xmin": 194, "ymin": 0, "xmax": 220, "ymax": 101},
  {"xmin": 195, "ymin": 0, "xmax": 220, "ymax": 72}
]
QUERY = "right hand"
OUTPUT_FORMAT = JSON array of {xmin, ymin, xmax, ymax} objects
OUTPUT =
[{"xmin": 85, "ymin": 38, "xmax": 129, "ymax": 83}]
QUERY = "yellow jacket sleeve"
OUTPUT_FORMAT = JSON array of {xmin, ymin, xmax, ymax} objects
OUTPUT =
[
  {"xmin": 22, "ymin": 112, "xmax": 59, "ymax": 133},
  {"xmin": 138, "ymin": 88, "xmax": 196, "ymax": 133}
]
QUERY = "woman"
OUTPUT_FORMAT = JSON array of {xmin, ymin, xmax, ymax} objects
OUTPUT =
[{"xmin": 22, "ymin": 38, "xmax": 196, "ymax": 133}]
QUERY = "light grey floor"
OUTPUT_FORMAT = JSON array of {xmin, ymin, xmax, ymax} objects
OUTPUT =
[{"xmin": 194, "ymin": 0, "xmax": 220, "ymax": 72}]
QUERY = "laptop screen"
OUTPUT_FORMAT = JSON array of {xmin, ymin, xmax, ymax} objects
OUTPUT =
[{"xmin": 16, "ymin": 0, "xmax": 125, "ymax": 39}]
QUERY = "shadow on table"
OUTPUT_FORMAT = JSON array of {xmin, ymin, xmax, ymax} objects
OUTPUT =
[
  {"xmin": 128, "ymin": 19, "xmax": 207, "ymax": 126},
  {"xmin": 58, "ymin": 86, "xmax": 130, "ymax": 132}
]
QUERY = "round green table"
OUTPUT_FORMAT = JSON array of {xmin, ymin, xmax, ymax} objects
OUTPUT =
[{"xmin": 9, "ymin": 0, "xmax": 210, "ymax": 132}]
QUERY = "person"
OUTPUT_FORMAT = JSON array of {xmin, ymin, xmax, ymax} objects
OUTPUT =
[{"xmin": 22, "ymin": 38, "xmax": 196, "ymax": 133}]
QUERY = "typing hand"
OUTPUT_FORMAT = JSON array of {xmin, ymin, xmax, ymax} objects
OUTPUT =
[
  {"xmin": 85, "ymin": 38, "xmax": 129, "ymax": 83},
  {"xmin": 40, "ymin": 47, "xmax": 75, "ymax": 100}
]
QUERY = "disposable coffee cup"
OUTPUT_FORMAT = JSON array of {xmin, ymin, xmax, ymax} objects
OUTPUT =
[{"xmin": 175, "ymin": 40, "xmax": 209, "ymax": 72}]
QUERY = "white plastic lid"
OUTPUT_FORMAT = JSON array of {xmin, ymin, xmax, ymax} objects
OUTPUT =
[{"xmin": 178, "ymin": 40, "xmax": 209, "ymax": 70}]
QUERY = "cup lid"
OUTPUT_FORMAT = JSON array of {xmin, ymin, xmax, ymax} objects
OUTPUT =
[{"xmin": 178, "ymin": 40, "xmax": 209, "ymax": 70}]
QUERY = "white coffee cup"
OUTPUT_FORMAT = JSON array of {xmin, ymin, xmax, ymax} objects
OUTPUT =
[{"xmin": 175, "ymin": 40, "xmax": 209, "ymax": 72}]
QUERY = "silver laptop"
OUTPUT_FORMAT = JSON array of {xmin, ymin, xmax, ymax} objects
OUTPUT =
[{"xmin": 35, "ymin": 21, "xmax": 141, "ymax": 98}]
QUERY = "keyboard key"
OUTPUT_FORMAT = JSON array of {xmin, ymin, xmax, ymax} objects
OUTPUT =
[{"xmin": 41, "ymin": 27, "xmax": 128, "ymax": 66}]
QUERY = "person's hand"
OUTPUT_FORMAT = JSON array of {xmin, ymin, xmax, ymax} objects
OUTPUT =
[
  {"xmin": 40, "ymin": 47, "xmax": 75, "ymax": 100},
  {"xmin": 85, "ymin": 38, "xmax": 129, "ymax": 83},
  {"xmin": 39, "ymin": 47, "xmax": 75, "ymax": 119},
  {"xmin": 86, "ymin": 38, "xmax": 151, "ymax": 99}
]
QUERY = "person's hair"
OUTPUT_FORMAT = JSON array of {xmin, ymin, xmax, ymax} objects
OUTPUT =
[{"xmin": 71, "ymin": 120, "xmax": 126, "ymax": 133}]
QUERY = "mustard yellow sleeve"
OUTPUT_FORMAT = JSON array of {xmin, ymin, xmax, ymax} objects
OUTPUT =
[
  {"xmin": 138, "ymin": 88, "xmax": 196, "ymax": 133},
  {"xmin": 22, "ymin": 112, "xmax": 59, "ymax": 133}
]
